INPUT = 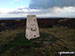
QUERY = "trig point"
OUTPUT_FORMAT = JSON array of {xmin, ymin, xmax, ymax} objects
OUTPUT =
[{"xmin": 25, "ymin": 15, "xmax": 40, "ymax": 40}]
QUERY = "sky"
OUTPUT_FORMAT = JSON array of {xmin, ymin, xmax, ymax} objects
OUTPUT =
[{"xmin": 0, "ymin": 0, "xmax": 75, "ymax": 18}]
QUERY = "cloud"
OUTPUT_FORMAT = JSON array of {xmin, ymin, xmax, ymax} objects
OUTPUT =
[
  {"xmin": 29, "ymin": 0, "xmax": 75, "ymax": 9},
  {"xmin": 0, "ymin": 12, "xmax": 2, "ymax": 14},
  {"xmin": 8, "ymin": 7, "xmax": 41, "ymax": 14},
  {"xmin": 52, "ymin": 7, "xmax": 75, "ymax": 13},
  {"xmin": 9, "ymin": 6, "xmax": 75, "ymax": 17},
  {"xmin": 0, "ymin": 8, "xmax": 16, "ymax": 14},
  {"xmin": 0, "ymin": 14, "xmax": 28, "ymax": 18},
  {"xmin": 0, "ymin": 6, "xmax": 75, "ymax": 18},
  {"xmin": 49, "ymin": 6, "xmax": 75, "ymax": 17}
]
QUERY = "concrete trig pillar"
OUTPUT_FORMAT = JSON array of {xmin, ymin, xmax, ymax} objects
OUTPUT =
[{"xmin": 25, "ymin": 15, "xmax": 40, "ymax": 40}]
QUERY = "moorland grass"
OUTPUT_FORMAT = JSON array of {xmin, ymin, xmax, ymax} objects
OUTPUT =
[{"xmin": 0, "ymin": 26, "xmax": 75, "ymax": 56}]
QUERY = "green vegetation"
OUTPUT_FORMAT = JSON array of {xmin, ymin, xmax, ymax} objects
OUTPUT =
[{"xmin": 0, "ymin": 26, "xmax": 75, "ymax": 56}]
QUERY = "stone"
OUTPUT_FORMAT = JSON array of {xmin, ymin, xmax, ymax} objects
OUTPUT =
[{"xmin": 25, "ymin": 15, "xmax": 40, "ymax": 40}]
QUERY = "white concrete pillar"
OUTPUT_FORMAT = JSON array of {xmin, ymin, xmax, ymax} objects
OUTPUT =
[{"xmin": 25, "ymin": 15, "xmax": 40, "ymax": 40}]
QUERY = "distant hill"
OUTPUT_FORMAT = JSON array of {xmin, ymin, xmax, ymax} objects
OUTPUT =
[{"xmin": 0, "ymin": 18, "xmax": 75, "ymax": 32}]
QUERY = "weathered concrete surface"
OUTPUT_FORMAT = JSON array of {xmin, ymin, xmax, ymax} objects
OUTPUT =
[{"xmin": 26, "ymin": 15, "xmax": 40, "ymax": 40}]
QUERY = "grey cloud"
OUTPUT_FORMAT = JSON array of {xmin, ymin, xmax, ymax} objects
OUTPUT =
[
  {"xmin": 8, "ymin": 7, "xmax": 51, "ymax": 14},
  {"xmin": 8, "ymin": 11, "xmax": 25, "ymax": 14},
  {"xmin": 28, "ymin": 9, "xmax": 51, "ymax": 15},
  {"xmin": 17, "ymin": 7, "xmax": 29, "ymax": 10},
  {"xmin": 0, "ymin": 12, "xmax": 2, "ymax": 14},
  {"xmin": 29, "ymin": 0, "xmax": 75, "ymax": 9},
  {"xmin": 7, "ymin": 6, "xmax": 75, "ymax": 18}
]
